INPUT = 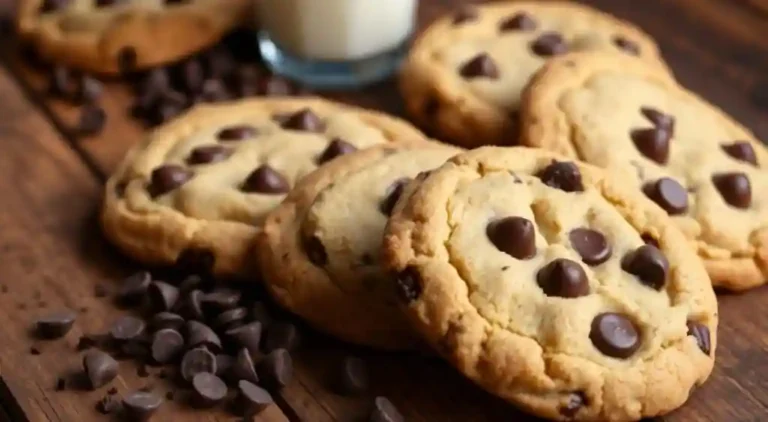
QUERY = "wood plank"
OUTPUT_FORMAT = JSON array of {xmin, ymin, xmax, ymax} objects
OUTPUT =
[{"xmin": 0, "ymin": 66, "xmax": 289, "ymax": 422}]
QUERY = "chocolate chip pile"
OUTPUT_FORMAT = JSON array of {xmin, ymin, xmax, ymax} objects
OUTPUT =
[{"xmin": 31, "ymin": 260, "xmax": 403, "ymax": 421}]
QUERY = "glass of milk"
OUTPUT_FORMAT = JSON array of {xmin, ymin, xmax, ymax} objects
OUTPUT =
[{"xmin": 257, "ymin": 0, "xmax": 418, "ymax": 89}]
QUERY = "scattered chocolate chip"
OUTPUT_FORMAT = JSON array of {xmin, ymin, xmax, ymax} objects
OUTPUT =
[
  {"xmin": 257, "ymin": 348, "xmax": 293, "ymax": 390},
  {"xmin": 187, "ymin": 145, "xmax": 231, "ymax": 165},
  {"xmin": 499, "ymin": 12, "xmax": 536, "ymax": 31},
  {"xmin": 186, "ymin": 320, "xmax": 222, "ymax": 352},
  {"xmin": 231, "ymin": 348, "xmax": 259, "ymax": 384},
  {"xmin": 217, "ymin": 125, "xmax": 258, "ymax": 141},
  {"xmin": 303, "ymin": 235, "xmax": 327, "ymax": 267},
  {"xmin": 238, "ymin": 380, "xmax": 273, "ymax": 415},
  {"xmin": 641, "ymin": 233, "xmax": 659, "ymax": 248},
  {"xmin": 117, "ymin": 47, "xmax": 138, "ymax": 75},
  {"xmin": 265, "ymin": 322, "xmax": 300, "ymax": 352},
  {"xmin": 95, "ymin": 394, "xmax": 121, "ymax": 415},
  {"xmin": 225, "ymin": 321, "xmax": 262, "ymax": 355},
  {"xmin": 721, "ymin": 141, "xmax": 757, "ymax": 166},
  {"xmin": 77, "ymin": 104, "xmax": 106, "ymax": 136},
  {"xmin": 631, "ymin": 127, "xmax": 671, "ymax": 164},
  {"xmin": 590, "ymin": 313, "xmax": 640, "ymax": 359},
  {"xmin": 396, "ymin": 266, "xmax": 422, "ymax": 303},
  {"xmin": 486, "ymin": 216, "xmax": 537, "ymax": 260},
  {"xmin": 241, "ymin": 165, "xmax": 290, "ymax": 194},
  {"xmin": 459, "ymin": 53, "xmax": 499, "ymax": 79},
  {"xmin": 150, "ymin": 312, "xmax": 185, "ymax": 331},
  {"xmin": 181, "ymin": 347, "xmax": 217, "ymax": 382},
  {"xmin": 338, "ymin": 356, "xmax": 369, "ymax": 395},
  {"xmin": 537, "ymin": 161, "xmax": 584, "ymax": 192},
  {"xmin": 48, "ymin": 66, "xmax": 73, "ymax": 98},
  {"xmin": 560, "ymin": 392, "xmax": 587, "ymax": 418},
  {"xmin": 76, "ymin": 76, "xmax": 103, "ymax": 104},
  {"xmin": 179, "ymin": 59, "xmax": 205, "ymax": 94},
  {"xmin": 370, "ymin": 396, "xmax": 404, "ymax": 422},
  {"xmin": 613, "ymin": 35, "xmax": 640, "ymax": 55},
  {"xmin": 148, "ymin": 165, "xmax": 193, "ymax": 197},
  {"xmin": 569, "ymin": 228, "xmax": 611, "ymax": 266},
  {"xmin": 621, "ymin": 245, "xmax": 669, "ymax": 290},
  {"xmin": 640, "ymin": 107, "xmax": 674, "ymax": 131},
  {"xmin": 122, "ymin": 391, "xmax": 162, "ymax": 421},
  {"xmin": 55, "ymin": 377, "xmax": 66, "ymax": 391},
  {"xmin": 147, "ymin": 281, "xmax": 180, "ymax": 312},
  {"xmin": 712, "ymin": 172, "xmax": 751, "ymax": 209},
  {"xmin": 182, "ymin": 290, "xmax": 206, "ymax": 321},
  {"xmin": 214, "ymin": 307, "xmax": 248, "ymax": 330},
  {"xmin": 280, "ymin": 108, "xmax": 324, "ymax": 132},
  {"xmin": 36, "ymin": 309, "xmax": 77, "ymax": 338},
  {"xmin": 201, "ymin": 288, "xmax": 241, "ymax": 312},
  {"xmin": 191, "ymin": 372, "xmax": 227, "ymax": 407},
  {"xmin": 452, "ymin": 6, "xmax": 478, "ymax": 24},
  {"xmin": 76, "ymin": 334, "xmax": 101, "ymax": 351},
  {"xmin": 537, "ymin": 259, "xmax": 590, "ymax": 298},
  {"xmin": 178, "ymin": 275, "xmax": 204, "ymax": 295},
  {"xmin": 30, "ymin": 346, "xmax": 41, "ymax": 355},
  {"xmin": 110, "ymin": 315, "xmax": 146, "ymax": 342},
  {"xmin": 196, "ymin": 79, "xmax": 231, "ymax": 103},
  {"xmin": 83, "ymin": 350, "xmax": 119, "ymax": 389},
  {"xmin": 380, "ymin": 178, "xmax": 411, "ymax": 216},
  {"xmin": 258, "ymin": 75, "xmax": 293, "ymax": 96},
  {"xmin": 642, "ymin": 178, "xmax": 688, "ymax": 215},
  {"xmin": 117, "ymin": 271, "xmax": 152, "ymax": 303},
  {"xmin": 151, "ymin": 328, "xmax": 184, "ymax": 364},
  {"xmin": 687, "ymin": 321, "xmax": 711, "ymax": 355},
  {"xmin": 215, "ymin": 354, "xmax": 234, "ymax": 377},
  {"xmin": 531, "ymin": 32, "xmax": 568, "ymax": 56},
  {"xmin": 317, "ymin": 138, "xmax": 358, "ymax": 164}
]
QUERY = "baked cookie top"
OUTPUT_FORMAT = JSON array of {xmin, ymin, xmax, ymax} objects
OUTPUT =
[
  {"xmin": 102, "ymin": 97, "xmax": 426, "ymax": 277},
  {"xmin": 258, "ymin": 143, "xmax": 461, "ymax": 349},
  {"xmin": 16, "ymin": 0, "xmax": 251, "ymax": 74},
  {"xmin": 383, "ymin": 147, "xmax": 717, "ymax": 421},
  {"xmin": 400, "ymin": 1, "xmax": 666, "ymax": 147},
  {"xmin": 522, "ymin": 52, "xmax": 768, "ymax": 291}
]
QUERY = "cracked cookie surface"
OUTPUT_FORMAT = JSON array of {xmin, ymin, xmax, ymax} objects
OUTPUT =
[
  {"xmin": 383, "ymin": 147, "xmax": 717, "ymax": 421},
  {"xmin": 16, "ymin": 0, "xmax": 251, "ymax": 74},
  {"xmin": 102, "ymin": 97, "xmax": 426, "ymax": 278},
  {"xmin": 400, "ymin": 1, "xmax": 667, "ymax": 148},
  {"xmin": 521, "ymin": 52, "xmax": 768, "ymax": 291},
  {"xmin": 258, "ymin": 143, "xmax": 461, "ymax": 349}
]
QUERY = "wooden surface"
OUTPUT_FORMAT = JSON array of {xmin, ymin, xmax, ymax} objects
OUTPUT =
[{"xmin": 0, "ymin": 0, "xmax": 766, "ymax": 421}]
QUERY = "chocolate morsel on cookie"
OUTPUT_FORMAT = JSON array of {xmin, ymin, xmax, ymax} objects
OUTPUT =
[
  {"xmin": 590, "ymin": 312, "xmax": 640, "ymax": 359},
  {"xmin": 303, "ymin": 235, "xmax": 328, "ymax": 267},
  {"xmin": 459, "ymin": 53, "xmax": 500, "ymax": 79},
  {"xmin": 242, "ymin": 165, "xmax": 290, "ymax": 194},
  {"xmin": 569, "ymin": 228, "xmax": 611, "ymax": 266},
  {"xmin": 642, "ymin": 178, "xmax": 688, "ymax": 215},
  {"xmin": 712, "ymin": 172, "xmax": 751, "ymax": 209},
  {"xmin": 499, "ymin": 12, "xmax": 537, "ymax": 31},
  {"xmin": 187, "ymin": 145, "xmax": 231, "ymax": 165},
  {"xmin": 486, "ymin": 216, "xmax": 536, "ymax": 259},
  {"xmin": 280, "ymin": 108, "xmax": 325, "ymax": 132},
  {"xmin": 531, "ymin": 32, "xmax": 568, "ymax": 56},
  {"xmin": 721, "ymin": 141, "xmax": 757, "ymax": 166},
  {"xmin": 640, "ymin": 107, "xmax": 674, "ymax": 131},
  {"xmin": 536, "ymin": 161, "xmax": 584, "ymax": 192},
  {"xmin": 380, "ymin": 178, "xmax": 411, "ymax": 216},
  {"xmin": 537, "ymin": 258, "xmax": 590, "ymax": 298},
  {"xmin": 686, "ymin": 321, "xmax": 711, "ymax": 355},
  {"xmin": 395, "ymin": 266, "xmax": 422, "ymax": 303},
  {"xmin": 217, "ymin": 125, "xmax": 258, "ymax": 141},
  {"xmin": 613, "ymin": 35, "xmax": 640, "ymax": 55},
  {"xmin": 621, "ymin": 245, "xmax": 669, "ymax": 290},
  {"xmin": 631, "ymin": 127, "xmax": 671, "ymax": 164},
  {"xmin": 318, "ymin": 138, "xmax": 358, "ymax": 164},
  {"xmin": 148, "ymin": 165, "xmax": 194, "ymax": 197}
]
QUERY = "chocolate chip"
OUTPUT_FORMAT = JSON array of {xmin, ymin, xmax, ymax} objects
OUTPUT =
[
  {"xmin": 178, "ymin": 275, "xmax": 204, "ymax": 295},
  {"xmin": 487, "ymin": 217, "xmax": 537, "ymax": 260},
  {"xmin": 631, "ymin": 127, "xmax": 671, "ymax": 164},
  {"xmin": 30, "ymin": 346, "xmax": 41, "ymax": 355},
  {"xmin": 569, "ymin": 228, "xmax": 611, "ymax": 266},
  {"xmin": 179, "ymin": 59, "xmax": 205, "ymax": 94},
  {"xmin": 499, "ymin": 12, "xmax": 536, "ymax": 31},
  {"xmin": 380, "ymin": 178, "xmax": 411, "ymax": 216},
  {"xmin": 370, "ymin": 396, "xmax": 404, "ymax": 422},
  {"xmin": 338, "ymin": 356, "xmax": 369, "ymax": 395},
  {"xmin": 531, "ymin": 32, "xmax": 568, "ymax": 56},
  {"xmin": 303, "ymin": 235, "xmax": 327, "ymax": 267},
  {"xmin": 242, "ymin": 165, "xmax": 290, "ymax": 194},
  {"xmin": 148, "ymin": 165, "xmax": 193, "ymax": 197},
  {"xmin": 136, "ymin": 68, "xmax": 169, "ymax": 101},
  {"xmin": 201, "ymin": 288, "xmax": 242, "ymax": 312},
  {"xmin": 280, "ymin": 108, "xmax": 324, "ymax": 132},
  {"xmin": 225, "ymin": 322, "xmax": 262, "ymax": 355},
  {"xmin": 640, "ymin": 107, "xmax": 674, "ymax": 131},
  {"xmin": 621, "ymin": 245, "xmax": 669, "ymax": 290},
  {"xmin": 642, "ymin": 178, "xmax": 688, "ymax": 215},
  {"xmin": 77, "ymin": 104, "xmax": 106, "ymax": 136},
  {"xmin": 213, "ymin": 307, "xmax": 247, "ymax": 330},
  {"xmin": 55, "ymin": 377, "xmax": 66, "ymax": 391},
  {"xmin": 231, "ymin": 348, "xmax": 259, "ymax": 384},
  {"xmin": 452, "ymin": 6, "xmax": 478, "ymax": 25},
  {"xmin": 589, "ymin": 316, "xmax": 642, "ymax": 365},
  {"xmin": 613, "ymin": 35, "xmax": 640, "ymax": 55},
  {"xmin": 537, "ymin": 161, "xmax": 584, "ymax": 192},
  {"xmin": 318, "ymin": 138, "xmax": 358, "ymax": 164},
  {"xmin": 185, "ymin": 320, "xmax": 222, "ymax": 352},
  {"xmin": 238, "ymin": 380, "xmax": 273, "ymax": 415},
  {"xmin": 257, "ymin": 348, "xmax": 293, "ymax": 389},
  {"xmin": 396, "ymin": 266, "xmax": 422, "ymax": 303},
  {"xmin": 196, "ymin": 79, "xmax": 231, "ymax": 103},
  {"xmin": 117, "ymin": 47, "xmax": 138, "ymax": 75},
  {"xmin": 187, "ymin": 145, "xmax": 231, "ymax": 165},
  {"xmin": 265, "ymin": 322, "xmax": 300, "ymax": 352},
  {"xmin": 48, "ymin": 66, "xmax": 73, "ymax": 98},
  {"xmin": 687, "ymin": 321, "xmax": 711, "ymax": 355},
  {"xmin": 203, "ymin": 46, "xmax": 236, "ymax": 78},
  {"xmin": 83, "ymin": 350, "xmax": 118, "ymax": 389},
  {"xmin": 180, "ymin": 347, "xmax": 217, "ymax": 382},
  {"xmin": 148, "ymin": 281, "xmax": 180, "ymax": 312},
  {"xmin": 215, "ymin": 354, "xmax": 234, "ymax": 377},
  {"xmin": 641, "ymin": 233, "xmax": 659, "ymax": 248},
  {"xmin": 182, "ymin": 290, "xmax": 205, "ymax": 321},
  {"xmin": 151, "ymin": 328, "xmax": 184, "ymax": 364},
  {"xmin": 146, "ymin": 91, "xmax": 187, "ymax": 126},
  {"xmin": 217, "ymin": 125, "xmax": 258, "ymax": 141},
  {"xmin": 110, "ymin": 315, "xmax": 146, "ymax": 342},
  {"xmin": 721, "ymin": 141, "xmax": 757, "ymax": 166},
  {"xmin": 258, "ymin": 75, "xmax": 294, "ymax": 96},
  {"xmin": 537, "ymin": 259, "xmax": 590, "ymax": 298},
  {"xmin": 560, "ymin": 392, "xmax": 587, "ymax": 418},
  {"xmin": 122, "ymin": 391, "xmax": 162, "ymax": 421},
  {"xmin": 77, "ymin": 76, "xmax": 103, "ymax": 104},
  {"xmin": 76, "ymin": 334, "xmax": 102, "ymax": 351},
  {"xmin": 36, "ymin": 310, "xmax": 76, "ymax": 338},
  {"xmin": 712, "ymin": 172, "xmax": 752, "ymax": 208},
  {"xmin": 192, "ymin": 372, "xmax": 227, "ymax": 406},
  {"xmin": 95, "ymin": 394, "xmax": 121, "ymax": 415},
  {"xmin": 251, "ymin": 302, "xmax": 272, "ymax": 327},
  {"xmin": 459, "ymin": 53, "xmax": 499, "ymax": 79},
  {"xmin": 40, "ymin": 0, "xmax": 69, "ymax": 13}
]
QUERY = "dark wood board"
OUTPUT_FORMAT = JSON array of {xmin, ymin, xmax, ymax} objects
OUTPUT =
[{"xmin": 0, "ymin": 0, "xmax": 767, "ymax": 421}]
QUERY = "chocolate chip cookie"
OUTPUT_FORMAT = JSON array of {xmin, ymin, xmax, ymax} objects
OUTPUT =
[
  {"xmin": 383, "ymin": 147, "xmax": 717, "ymax": 420},
  {"xmin": 400, "ymin": 1, "xmax": 667, "ymax": 148},
  {"xmin": 102, "ymin": 97, "xmax": 427, "ymax": 278},
  {"xmin": 521, "ymin": 52, "xmax": 768, "ymax": 291},
  {"xmin": 16, "ymin": 0, "xmax": 251, "ymax": 74},
  {"xmin": 258, "ymin": 143, "xmax": 461, "ymax": 349}
]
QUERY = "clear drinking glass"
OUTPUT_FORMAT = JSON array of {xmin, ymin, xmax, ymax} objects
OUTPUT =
[{"xmin": 257, "ymin": 0, "xmax": 418, "ymax": 89}]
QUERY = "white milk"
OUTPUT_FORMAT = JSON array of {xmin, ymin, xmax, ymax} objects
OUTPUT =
[{"xmin": 258, "ymin": 0, "xmax": 417, "ymax": 61}]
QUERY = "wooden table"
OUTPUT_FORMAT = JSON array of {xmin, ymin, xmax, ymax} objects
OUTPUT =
[{"xmin": 0, "ymin": 0, "xmax": 766, "ymax": 421}]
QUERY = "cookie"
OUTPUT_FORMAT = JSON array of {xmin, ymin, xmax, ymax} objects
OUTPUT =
[
  {"xmin": 383, "ymin": 147, "xmax": 717, "ymax": 421},
  {"xmin": 16, "ymin": 0, "xmax": 252, "ymax": 74},
  {"xmin": 521, "ymin": 52, "xmax": 768, "ymax": 291},
  {"xmin": 258, "ymin": 142, "xmax": 461, "ymax": 349},
  {"xmin": 400, "ymin": 1, "xmax": 668, "ymax": 148},
  {"xmin": 101, "ymin": 97, "xmax": 427, "ymax": 278}
]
